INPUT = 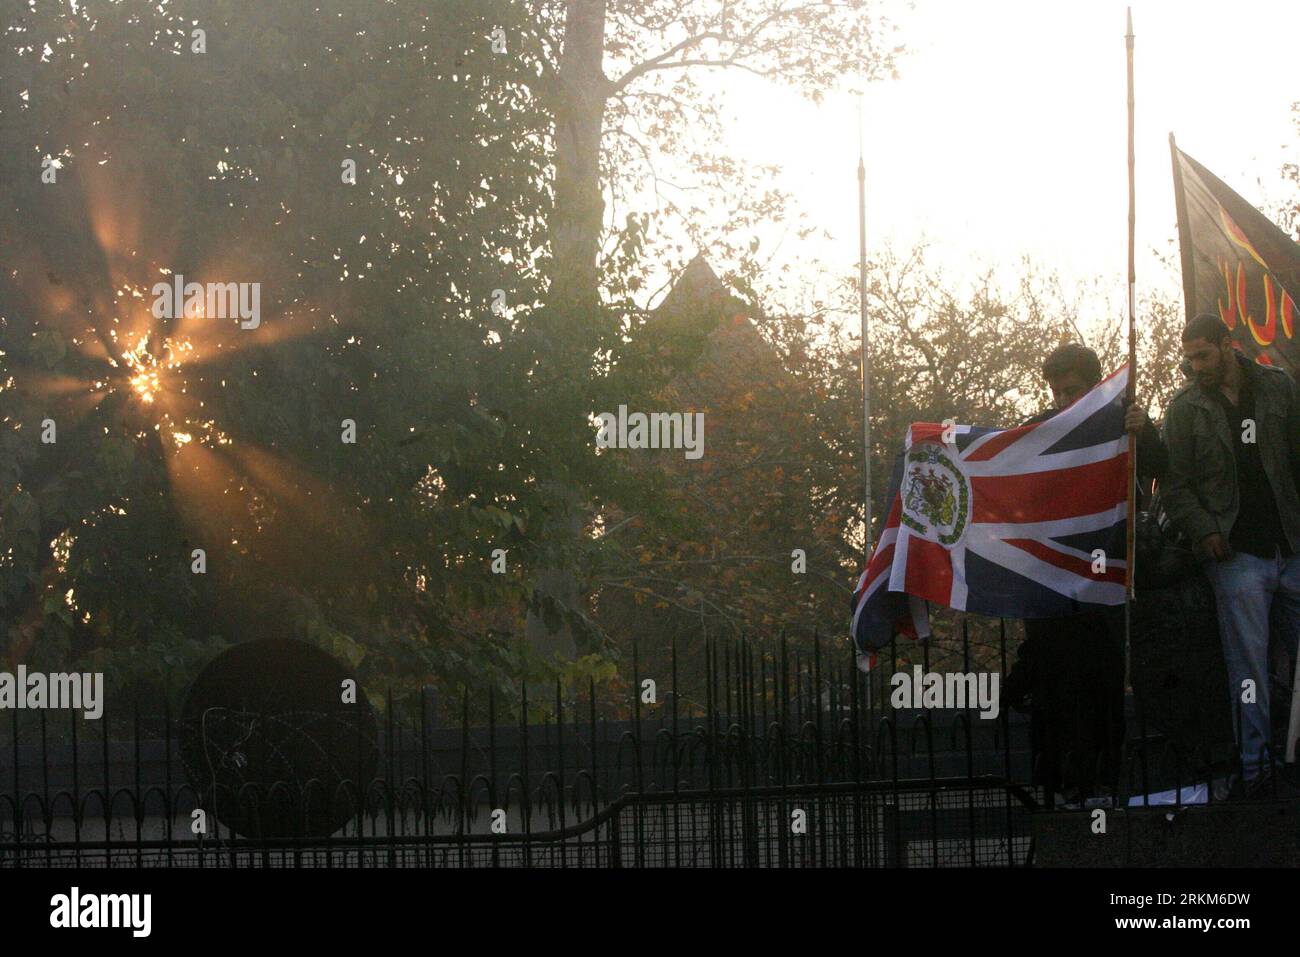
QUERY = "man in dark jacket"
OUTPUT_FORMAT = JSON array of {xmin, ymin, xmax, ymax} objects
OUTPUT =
[
  {"xmin": 1005, "ymin": 343, "xmax": 1166, "ymax": 804},
  {"xmin": 1161, "ymin": 314, "xmax": 1300, "ymax": 792}
]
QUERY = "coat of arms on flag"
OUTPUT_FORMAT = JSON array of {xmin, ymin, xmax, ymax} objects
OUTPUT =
[
  {"xmin": 852, "ymin": 365, "xmax": 1131, "ymax": 670},
  {"xmin": 901, "ymin": 443, "xmax": 969, "ymax": 545}
]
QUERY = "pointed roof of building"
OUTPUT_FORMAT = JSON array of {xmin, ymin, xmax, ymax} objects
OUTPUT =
[
  {"xmin": 652, "ymin": 253, "xmax": 750, "ymax": 326},
  {"xmin": 650, "ymin": 252, "xmax": 784, "ymax": 380}
]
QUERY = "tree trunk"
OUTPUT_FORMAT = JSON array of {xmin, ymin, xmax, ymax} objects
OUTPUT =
[
  {"xmin": 547, "ymin": 0, "xmax": 609, "ymax": 323},
  {"xmin": 524, "ymin": 0, "xmax": 610, "ymax": 662}
]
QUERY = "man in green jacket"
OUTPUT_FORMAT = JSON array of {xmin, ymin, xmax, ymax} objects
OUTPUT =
[{"xmin": 1161, "ymin": 313, "xmax": 1300, "ymax": 793}]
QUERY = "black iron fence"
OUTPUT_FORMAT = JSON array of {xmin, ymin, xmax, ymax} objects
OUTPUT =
[{"xmin": 0, "ymin": 618, "xmax": 1252, "ymax": 867}]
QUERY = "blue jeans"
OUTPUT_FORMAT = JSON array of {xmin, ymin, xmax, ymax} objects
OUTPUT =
[{"xmin": 1203, "ymin": 549, "xmax": 1300, "ymax": 779}]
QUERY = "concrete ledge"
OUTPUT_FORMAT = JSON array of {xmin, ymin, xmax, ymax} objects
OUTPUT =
[{"xmin": 1032, "ymin": 800, "xmax": 1300, "ymax": 866}]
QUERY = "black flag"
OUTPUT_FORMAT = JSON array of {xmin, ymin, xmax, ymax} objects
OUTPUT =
[{"xmin": 1171, "ymin": 138, "xmax": 1300, "ymax": 370}]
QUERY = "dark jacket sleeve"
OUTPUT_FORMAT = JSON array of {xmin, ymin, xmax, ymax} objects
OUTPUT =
[{"xmin": 1161, "ymin": 398, "xmax": 1220, "ymax": 545}]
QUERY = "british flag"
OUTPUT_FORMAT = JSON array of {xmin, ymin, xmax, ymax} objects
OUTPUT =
[{"xmin": 851, "ymin": 365, "xmax": 1131, "ymax": 668}]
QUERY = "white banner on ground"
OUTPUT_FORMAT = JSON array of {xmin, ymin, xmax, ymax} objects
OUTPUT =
[{"xmin": 1127, "ymin": 783, "xmax": 1209, "ymax": 806}]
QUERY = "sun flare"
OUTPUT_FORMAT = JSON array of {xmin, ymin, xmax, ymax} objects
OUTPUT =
[{"xmin": 119, "ymin": 332, "xmax": 193, "ymax": 405}]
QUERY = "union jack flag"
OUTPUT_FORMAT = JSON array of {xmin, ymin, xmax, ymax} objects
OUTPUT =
[{"xmin": 851, "ymin": 365, "xmax": 1131, "ymax": 669}]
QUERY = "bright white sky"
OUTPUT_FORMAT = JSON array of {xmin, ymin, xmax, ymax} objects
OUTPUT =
[{"xmin": 668, "ymin": 0, "xmax": 1298, "ymax": 320}]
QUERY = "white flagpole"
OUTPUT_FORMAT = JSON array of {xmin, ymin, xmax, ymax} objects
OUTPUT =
[
  {"xmin": 1124, "ymin": 9, "xmax": 1137, "ymax": 690},
  {"xmin": 858, "ymin": 96, "xmax": 871, "ymax": 560},
  {"xmin": 857, "ymin": 95, "xmax": 874, "ymax": 692}
]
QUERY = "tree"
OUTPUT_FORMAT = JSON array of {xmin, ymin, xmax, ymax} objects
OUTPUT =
[
  {"xmin": 1279, "ymin": 100, "xmax": 1300, "ymax": 241},
  {"xmin": 0, "ymin": 0, "xmax": 573, "ymax": 708},
  {"xmin": 497, "ymin": 0, "xmax": 906, "ymax": 656}
]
